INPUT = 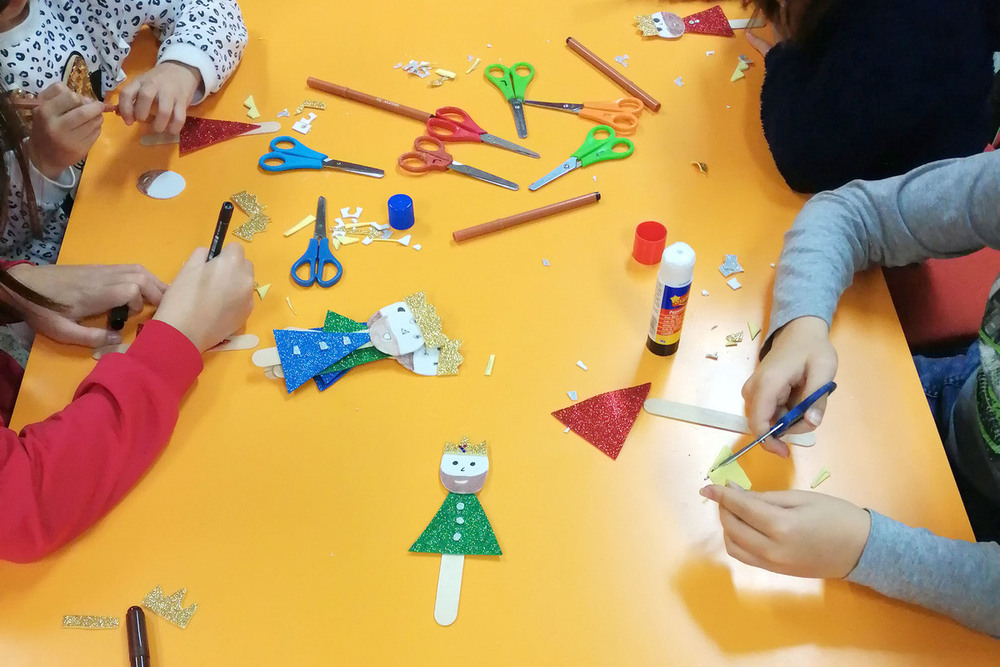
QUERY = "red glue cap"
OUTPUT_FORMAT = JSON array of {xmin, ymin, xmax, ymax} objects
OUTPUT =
[{"xmin": 633, "ymin": 221, "xmax": 667, "ymax": 265}]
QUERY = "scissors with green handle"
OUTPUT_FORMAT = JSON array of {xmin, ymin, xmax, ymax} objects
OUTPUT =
[
  {"xmin": 484, "ymin": 61, "xmax": 534, "ymax": 139},
  {"xmin": 528, "ymin": 125, "xmax": 634, "ymax": 191}
]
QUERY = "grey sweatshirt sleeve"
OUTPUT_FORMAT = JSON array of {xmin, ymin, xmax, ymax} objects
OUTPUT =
[
  {"xmin": 767, "ymin": 151, "xmax": 1000, "ymax": 342},
  {"xmin": 847, "ymin": 511, "xmax": 1000, "ymax": 637}
]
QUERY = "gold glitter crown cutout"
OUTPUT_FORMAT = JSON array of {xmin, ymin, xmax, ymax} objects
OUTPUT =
[
  {"xmin": 635, "ymin": 14, "xmax": 659, "ymax": 36},
  {"xmin": 444, "ymin": 436, "xmax": 487, "ymax": 456},
  {"xmin": 403, "ymin": 291, "xmax": 448, "ymax": 348},
  {"xmin": 142, "ymin": 586, "xmax": 198, "ymax": 629},
  {"xmin": 436, "ymin": 338, "xmax": 463, "ymax": 376}
]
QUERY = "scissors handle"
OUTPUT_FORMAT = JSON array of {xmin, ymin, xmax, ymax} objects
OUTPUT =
[
  {"xmin": 398, "ymin": 135, "xmax": 453, "ymax": 173},
  {"xmin": 435, "ymin": 106, "xmax": 487, "ymax": 135},
  {"xmin": 572, "ymin": 125, "xmax": 635, "ymax": 167},
  {"xmin": 291, "ymin": 237, "xmax": 343, "ymax": 287},
  {"xmin": 260, "ymin": 135, "xmax": 325, "ymax": 172},
  {"xmin": 426, "ymin": 117, "xmax": 482, "ymax": 144},
  {"xmin": 291, "ymin": 238, "xmax": 319, "ymax": 286},
  {"xmin": 508, "ymin": 62, "xmax": 534, "ymax": 99},
  {"xmin": 484, "ymin": 63, "xmax": 514, "ymax": 99},
  {"xmin": 577, "ymin": 109, "xmax": 639, "ymax": 135},
  {"xmin": 583, "ymin": 97, "xmax": 644, "ymax": 116},
  {"xmin": 772, "ymin": 381, "xmax": 838, "ymax": 439}
]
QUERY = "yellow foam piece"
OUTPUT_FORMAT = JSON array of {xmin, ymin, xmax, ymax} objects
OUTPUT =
[
  {"xmin": 810, "ymin": 465, "xmax": 831, "ymax": 489},
  {"xmin": 748, "ymin": 321, "xmax": 761, "ymax": 340},
  {"xmin": 730, "ymin": 67, "xmax": 745, "ymax": 82},
  {"xmin": 255, "ymin": 283, "xmax": 270, "ymax": 299},
  {"xmin": 707, "ymin": 446, "xmax": 751, "ymax": 489},
  {"xmin": 338, "ymin": 236, "xmax": 359, "ymax": 246},
  {"xmin": 244, "ymin": 94, "xmax": 261, "ymax": 119},
  {"xmin": 284, "ymin": 215, "xmax": 315, "ymax": 237},
  {"xmin": 737, "ymin": 60, "xmax": 750, "ymax": 72}
]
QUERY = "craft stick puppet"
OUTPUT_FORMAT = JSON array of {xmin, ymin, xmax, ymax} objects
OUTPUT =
[
  {"xmin": 410, "ymin": 437, "xmax": 501, "ymax": 626},
  {"xmin": 635, "ymin": 5, "xmax": 763, "ymax": 39}
]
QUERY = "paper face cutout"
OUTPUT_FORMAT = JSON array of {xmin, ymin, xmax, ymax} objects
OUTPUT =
[
  {"xmin": 707, "ymin": 446, "xmax": 751, "ymax": 490},
  {"xmin": 137, "ymin": 170, "xmax": 186, "ymax": 199},
  {"xmin": 439, "ymin": 454, "xmax": 489, "ymax": 493},
  {"xmin": 552, "ymin": 383, "xmax": 651, "ymax": 459},
  {"xmin": 368, "ymin": 301, "xmax": 424, "ymax": 356},
  {"xmin": 397, "ymin": 345, "xmax": 440, "ymax": 376}
]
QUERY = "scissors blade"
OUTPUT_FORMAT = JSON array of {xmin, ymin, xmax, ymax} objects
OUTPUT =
[
  {"xmin": 510, "ymin": 99, "xmax": 528, "ymax": 139},
  {"xmin": 447, "ymin": 162, "xmax": 519, "ymax": 191},
  {"xmin": 528, "ymin": 157, "xmax": 580, "ymax": 191},
  {"xmin": 479, "ymin": 133, "xmax": 540, "ymax": 158},
  {"xmin": 322, "ymin": 158, "xmax": 385, "ymax": 179},
  {"xmin": 523, "ymin": 100, "xmax": 583, "ymax": 114}
]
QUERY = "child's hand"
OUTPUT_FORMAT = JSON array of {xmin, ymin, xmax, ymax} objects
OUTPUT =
[
  {"xmin": 700, "ymin": 483, "xmax": 871, "ymax": 579},
  {"xmin": 152, "ymin": 244, "xmax": 254, "ymax": 353},
  {"xmin": 741, "ymin": 316, "xmax": 837, "ymax": 457},
  {"xmin": 4, "ymin": 263, "xmax": 167, "ymax": 347},
  {"xmin": 746, "ymin": 30, "xmax": 773, "ymax": 57},
  {"xmin": 27, "ymin": 83, "xmax": 105, "ymax": 180},
  {"xmin": 118, "ymin": 61, "xmax": 202, "ymax": 135}
]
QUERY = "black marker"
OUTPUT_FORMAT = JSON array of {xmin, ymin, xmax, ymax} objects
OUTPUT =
[
  {"xmin": 207, "ymin": 201, "xmax": 234, "ymax": 260},
  {"xmin": 108, "ymin": 304, "xmax": 129, "ymax": 331},
  {"xmin": 126, "ymin": 606, "xmax": 150, "ymax": 667}
]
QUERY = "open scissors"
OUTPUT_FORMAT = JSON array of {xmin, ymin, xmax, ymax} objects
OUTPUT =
[
  {"xmin": 399, "ymin": 135, "xmax": 519, "ymax": 191},
  {"xmin": 259, "ymin": 136, "xmax": 384, "ymax": 178},
  {"xmin": 484, "ymin": 62, "xmax": 534, "ymax": 139},
  {"xmin": 426, "ymin": 106, "xmax": 539, "ymax": 158},
  {"xmin": 529, "ymin": 125, "xmax": 634, "ymax": 191},
  {"xmin": 522, "ymin": 97, "xmax": 644, "ymax": 135},
  {"xmin": 291, "ymin": 196, "xmax": 342, "ymax": 288}
]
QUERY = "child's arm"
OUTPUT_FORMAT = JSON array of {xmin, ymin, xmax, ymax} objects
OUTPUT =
[
  {"xmin": 700, "ymin": 484, "xmax": 1000, "ymax": 637},
  {"xmin": 746, "ymin": 151, "xmax": 1000, "ymax": 440},
  {"xmin": 0, "ymin": 245, "xmax": 253, "ymax": 563}
]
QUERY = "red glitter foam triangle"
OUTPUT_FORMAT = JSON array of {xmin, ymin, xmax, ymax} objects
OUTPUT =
[
  {"xmin": 682, "ymin": 5, "xmax": 734, "ymax": 37},
  {"xmin": 179, "ymin": 117, "xmax": 261, "ymax": 155},
  {"xmin": 552, "ymin": 382, "xmax": 651, "ymax": 460}
]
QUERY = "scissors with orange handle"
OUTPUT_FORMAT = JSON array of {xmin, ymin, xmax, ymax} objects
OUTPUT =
[
  {"xmin": 398, "ymin": 136, "xmax": 519, "ymax": 191},
  {"xmin": 522, "ymin": 97, "xmax": 644, "ymax": 135}
]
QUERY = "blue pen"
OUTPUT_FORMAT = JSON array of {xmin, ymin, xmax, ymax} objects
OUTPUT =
[{"xmin": 706, "ymin": 381, "xmax": 838, "ymax": 476}]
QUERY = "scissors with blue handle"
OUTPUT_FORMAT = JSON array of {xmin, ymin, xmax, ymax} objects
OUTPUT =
[
  {"xmin": 259, "ymin": 136, "xmax": 384, "ymax": 178},
  {"xmin": 484, "ymin": 61, "xmax": 535, "ymax": 139},
  {"xmin": 529, "ymin": 125, "xmax": 634, "ymax": 191},
  {"xmin": 707, "ymin": 381, "xmax": 838, "ymax": 476},
  {"xmin": 291, "ymin": 196, "xmax": 342, "ymax": 288}
]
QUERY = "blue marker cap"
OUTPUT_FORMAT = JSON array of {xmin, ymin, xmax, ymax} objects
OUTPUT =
[{"xmin": 387, "ymin": 194, "xmax": 415, "ymax": 230}]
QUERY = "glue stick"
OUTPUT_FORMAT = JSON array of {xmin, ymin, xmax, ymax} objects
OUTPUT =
[{"xmin": 646, "ymin": 242, "xmax": 695, "ymax": 356}]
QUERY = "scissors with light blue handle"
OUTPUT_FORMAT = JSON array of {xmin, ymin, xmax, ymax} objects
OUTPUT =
[
  {"xmin": 528, "ymin": 125, "xmax": 634, "ymax": 191},
  {"xmin": 484, "ymin": 61, "xmax": 535, "ymax": 139},
  {"xmin": 259, "ymin": 136, "xmax": 384, "ymax": 178},
  {"xmin": 707, "ymin": 381, "xmax": 838, "ymax": 476},
  {"xmin": 291, "ymin": 196, "xmax": 343, "ymax": 288}
]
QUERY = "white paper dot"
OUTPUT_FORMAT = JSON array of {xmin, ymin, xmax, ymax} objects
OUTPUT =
[
  {"xmin": 456, "ymin": 517, "xmax": 465, "ymax": 524},
  {"xmin": 456, "ymin": 502, "xmax": 465, "ymax": 510},
  {"xmin": 453, "ymin": 532, "xmax": 462, "ymax": 541}
]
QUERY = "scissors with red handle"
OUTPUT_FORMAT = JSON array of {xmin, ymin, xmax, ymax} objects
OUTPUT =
[
  {"xmin": 426, "ymin": 106, "xmax": 539, "ymax": 158},
  {"xmin": 398, "ymin": 135, "xmax": 519, "ymax": 190},
  {"xmin": 523, "ymin": 97, "xmax": 644, "ymax": 135}
]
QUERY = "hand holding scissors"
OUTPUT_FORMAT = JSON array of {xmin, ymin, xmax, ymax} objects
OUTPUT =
[
  {"xmin": 399, "ymin": 135, "xmax": 519, "ymax": 191},
  {"xmin": 523, "ymin": 97, "xmax": 643, "ymax": 135},
  {"xmin": 529, "ymin": 125, "xmax": 634, "ymax": 191},
  {"xmin": 259, "ymin": 136, "xmax": 384, "ymax": 178},
  {"xmin": 291, "ymin": 196, "xmax": 342, "ymax": 288},
  {"xmin": 484, "ymin": 61, "xmax": 535, "ymax": 138},
  {"xmin": 426, "ymin": 106, "xmax": 539, "ymax": 158}
]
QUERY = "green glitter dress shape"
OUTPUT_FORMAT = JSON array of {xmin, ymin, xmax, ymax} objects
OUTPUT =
[
  {"xmin": 320, "ymin": 310, "xmax": 390, "ymax": 374},
  {"xmin": 410, "ymin": 492, "xmax": 501, "ymax": 556}
]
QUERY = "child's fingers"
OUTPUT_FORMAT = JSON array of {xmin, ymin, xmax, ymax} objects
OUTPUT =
[
  {"xmin": 131, "ymin": 84, "xmax": 157, "ymax": 124},
  {"xmin": 56, "ymin": 102, "xmax": 105, "ymax": 133},
  {"xmin": 117, "ymin": 80, "xmax": 140, "ymax": 124},
  {"xmin": 167, "ymin": 101, "xmax": 187, "ymax": 135},
  {"xmin": 37, "ymin": 315, "xmax": 123, "ymax": 348}
]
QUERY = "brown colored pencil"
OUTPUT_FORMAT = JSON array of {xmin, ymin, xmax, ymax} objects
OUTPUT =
[
  {"xmin": 452, "ymin": 192, "xmax": 601, "ymax": 243},
  {"xmin": 306, "ymin": 76, "xmax": 433, "ymax": 123},
  {"xmin": 565, "ymin": 37, "xmax": 661, "ymax": 112}
]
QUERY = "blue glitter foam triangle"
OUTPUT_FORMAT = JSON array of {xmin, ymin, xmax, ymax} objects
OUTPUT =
[{"xmin": 274, "ymin": 329, "xmax": 371, "ymax": 393}]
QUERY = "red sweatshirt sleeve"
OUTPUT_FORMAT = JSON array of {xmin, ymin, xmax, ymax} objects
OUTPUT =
[{"xmin": 0, "ymin": 320, "xmax": 202, "ymax": 563}]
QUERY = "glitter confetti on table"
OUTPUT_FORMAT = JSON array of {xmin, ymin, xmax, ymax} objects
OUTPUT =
[
  {"xmin": 683, "ymin": 5, "xmax": 735, "ymax": 37},
  {"xmin": 142, "ymin": 586, "xmax": 198, "ymax": 629},
  {"xmin": 726, "ymin": 331, "xmax": 743, "ymax": 346},
  {"xmin": 62, "ymin": 615, "xmax": 119, "ymax": 629},
  {"xmin": 295, "ymin": 99, "xmax": 326, "ymax": 115},
  {"xmin": 719, "ymin": 254, "xmax": 744, "ymax": 277},
  {"xmin": 178, "ymin": 117, "xmax": 261, "ymax": 155},
  {"xmin": 552, "ymin": 382, "xmax": 651, "ymax": 460}
]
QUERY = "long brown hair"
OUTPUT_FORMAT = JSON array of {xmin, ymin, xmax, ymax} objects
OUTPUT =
[
  {"xmin": 0, "ymin": 86, "xmax": 61, "ymax": 311},
  {"xmin": 743, "ymin": 0, "xmax": 841, "ymax": 47}
]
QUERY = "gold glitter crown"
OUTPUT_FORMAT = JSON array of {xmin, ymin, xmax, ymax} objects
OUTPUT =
[
  {"xmin": 142, "ymin": 586, "xmax": 198, "ymax": 629},
  {"xmin": 436, "ymin": 338, "xmax": 463, "ymax": 376},
  {"xmin": 403, "ymin": 291, "xmax": 448, "ymax": 348},
  {"xmin": 635, "ymin": 14, "xmax": 659, "ymax": 36},
  {"xmin": 443, "ymin": 436, "xmax": 487, "ymax": 456}
]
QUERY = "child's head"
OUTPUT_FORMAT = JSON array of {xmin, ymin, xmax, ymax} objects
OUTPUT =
[
  {"xmin": 0, "ymin": 1, "xmax": 29, "ymax": 30},
  {"xmin": 742, "ymin": 0, "xmax": 840, "ymax": 45}
]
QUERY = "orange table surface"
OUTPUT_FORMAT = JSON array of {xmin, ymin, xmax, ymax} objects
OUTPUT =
[{"xmin": 2, "ymin": 1, "xmax": 997, "ymax": 664}]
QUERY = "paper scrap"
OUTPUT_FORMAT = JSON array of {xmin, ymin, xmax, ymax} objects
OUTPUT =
[
  {"xmin": 413, "ymin": 244, "xmax": 422, "ymax": 251},
  {"xmin": 701, "ymin": 289, "xmax": 709, "ymax": 296},
  {"xmin": 615, "ymin": 54, "xmax": 630, "ymax": 68},
  {"xmin": 255, "ymin": 283, "xmax": 271, "ymax": 299},
  {"xmin": 576, "ymin": 360, "xmax": 588, "ymax": 371},
  {"xmin": 277, "ymin": 108, "xmax": 289, "ymax": 118},
  {"xmin": 674, "ymin": 76, "xmax": 684, "ymax": 87},
  {"xmin": 690, "ymin": 161, "xmax": 708, "ymax": 174},
  {"xmin": 484, "ymin": 354, "xmax": 496, "ymax": 376},
  {"xmin": 810, "ymin": 466, "xmax": 831, "ymax": 489},
  {"xmin": 748, "ymin": 322, "xmax": 761, "ymax": 340},
  {"xmin": 552, "ymin": 383, "xmax": 651, "ymax": 460},
  {"xmin": 567, "ymin": 390, "xmax": 578, "ymax": 401},
  {"xmin": 706, "ymin": 352, "xmax": 718, "ymax": 360},
  {"xmin": 564, "ymin": 427, "xmax": 571, "ymax": 433},
  {"xmin": 286, "ymin": 296, "xmax": 296, "ymax": 315},
  {"xmin": 435, "ymin": 68, "xmax": 456, "ymax": 79},
  {"xmin": 244, "ymin": 94, "xmax": 260, "ymax": 119},
  {"xmin": 727, "ymin": 277, "xmax": 742, "ymax": 290},
  {"xmin": 341, "ymin": 206, "xmax": 362, "ymax": 219},
  {"xmin": 770, "ymin": 263, "xmax": 776, "ymax": 268},
  {"xmin": 706, "ymin": 50, "xmax": 715, "ymax": 56},
  {"xmin": 362, "ymin": 236, "xmax": 374, "ymax": 246},
  {"xmin": 466, "ymin": 57, "xmax": 482, "ymax": 74},
  {"xmin": 719, "ymin": 254, "xmax": 744, "ymax": 277},
  {"xmin": 725, "ymin": 331, "xmax": 743, "ymax": 346},
  {"xmin": 542, "ymin": 258, "xmax": 550, "ymax": 267},
  {"xmin": 62, "ymin": 615, "xmax": 119, "ymax": 629},
  {"xmin": 284, "ymin": 214, "xmax": 316, "ymax": 237},
  {"xmin": 707, "ymin": 446, "xmax": 751, "ymax": 490},
  {"xmin": 143, "ymin": 586, "xmax": 198, "ymax": 629}
]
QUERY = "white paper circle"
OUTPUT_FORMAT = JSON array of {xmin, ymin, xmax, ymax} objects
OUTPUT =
[{"xmin": 137, "ymin": 170, "xmax": 186, "ymax": 199}]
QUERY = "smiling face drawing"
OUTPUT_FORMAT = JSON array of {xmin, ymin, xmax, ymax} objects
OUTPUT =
[
  {"xmin": 367, "ymin": 301, "xmax": 424, "ymax": 356},
  {"xmin": 652, "ymin": 11, "xmax": 685, "ymax": 38},
  {"xmin": 439, "ymin": 454, "xmax": 489, "ymax": 494}
]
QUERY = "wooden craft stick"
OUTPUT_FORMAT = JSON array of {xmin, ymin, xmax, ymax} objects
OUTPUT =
[
  {"xmin": 565, "ymin": 37, "xmax": 661, "ymax": 112},
  {"xmin": 452, "ymin": 192, "xmax": 601, "ymax": 243},
  {"xmin": 13, "ymin": 98, "xmax": 118, "ymax": 113},
  {"xmin": 642, "ymin": 398, "xmax": 816, "ymax": 446},
  {"xmin": 306, "ymin": 77, "xmax": 433, "ymax": 123}
]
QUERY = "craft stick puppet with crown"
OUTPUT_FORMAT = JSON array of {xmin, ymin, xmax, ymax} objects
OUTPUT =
[
  {"xmin": 635, "ymin": 5, "xmax": 763, "ymax": 39},
  {"xmin": 251, "ymin": 291, "xmax": 463, "ymax": 392},
  {"xmin": 410, "ymin": 437, "xmax": 500, "ymax": 626}
]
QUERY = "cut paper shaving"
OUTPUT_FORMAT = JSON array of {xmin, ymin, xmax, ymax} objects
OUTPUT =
[
  {"xmin": 292, "ymin": 113, "xmax": 317, "ymax": 134},
  {"xmin": 567, "ymin": 390, "xmax": 578, "ymax": 401},
  {"xmin": 277, "ymin": 109, "xmax": 289, "ymax": 118},
  {"xmin": 62, "ymin": 615, "xmax": 119, "ymax": 629},
  {"xmin": 435, "ymin": 68, "xmax": 456, "ymax": 79},
  {"xmin": 142, "ymin": 586, "xmax": 198, "ymax": 629},
  {"xmin": 707, "ymin": 446, "xmax": 751, "ymax": 490},
  {"xmin": 244, "ymin": 94, "xmax": 260, "ymax": 119},
  {"xmin": 726, "ymin": 331, "xmax": 743, "ymax": 346},
  {"xmin": 748, "ymin": 322, "xmax": 761, "ymax": 340},
  {"xmin": 402, "ymin": 60, "xmax": 433, "ymax": 78},
  {"xmin": 727, "ymin": 277, "xmax": 742, "ymax": 290},
  {"xmin": 719, "ymin": 254, "xmax": 744, "ymax": 277},
  {"xmin": 284, "ymin": 214, "xmax": 316, "ymax": 237},
  {"xmin": 413, "ymin": 244, "xmax": 422, "ymax": 251},
  {"xmin": 295, "ymin": 100, "xmax": 326, "ymax": 115},
  {"xmin": 286, "ymin": 297, "xmax": 297, "ymax": 315},
  {"xmin": 615, "ymin": 55, "xmax": 629, "ymax": 68},
  {"xmin": 542, "ymin": 259, "xmax": 550, "ymax": 266},
  {"xmin": 691, "ymin": 161, "xmax": 708, "ymax": 174},
  {"xmin": 706, "ymin": 352, "xmax": 718, "ymax": 360},
  {"xmin": 674, "ymin": 76, "xmax": 684, "ymax": 87},
  {"xmin": 701, "ymin": 289, "xmax": 709, "ymax": 296},
  {"xmin": 706, "ymin": 50, "xmax": 715, "ymax": 56},
  {"xmin": 256, "ymin": 283, "xmax": 270, "ymax": 299},
  {"xmin": 739, "ymin": 54, "xmax": 754, "ymax": 65},
  {"xmin": 810, "ymin": 466, "xmax": 831, "ymax": 489},
  {"xmin": 341, "ymin": 206, "xmax": 362, "ymax": 218},
  {"xmin": 466, "ymin": 57, "xmax": 481, "ymax": 74},
  {"xmin": 484, "ymin": 354, "xmax": 495, "ymax": 376},
  {"xmin": 576, "ymin": 360, "xmax": 588, "ymax": 371},
  {"xmin": 231, "ymin": 191, "xmax": 270, "ymax": 241}
]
